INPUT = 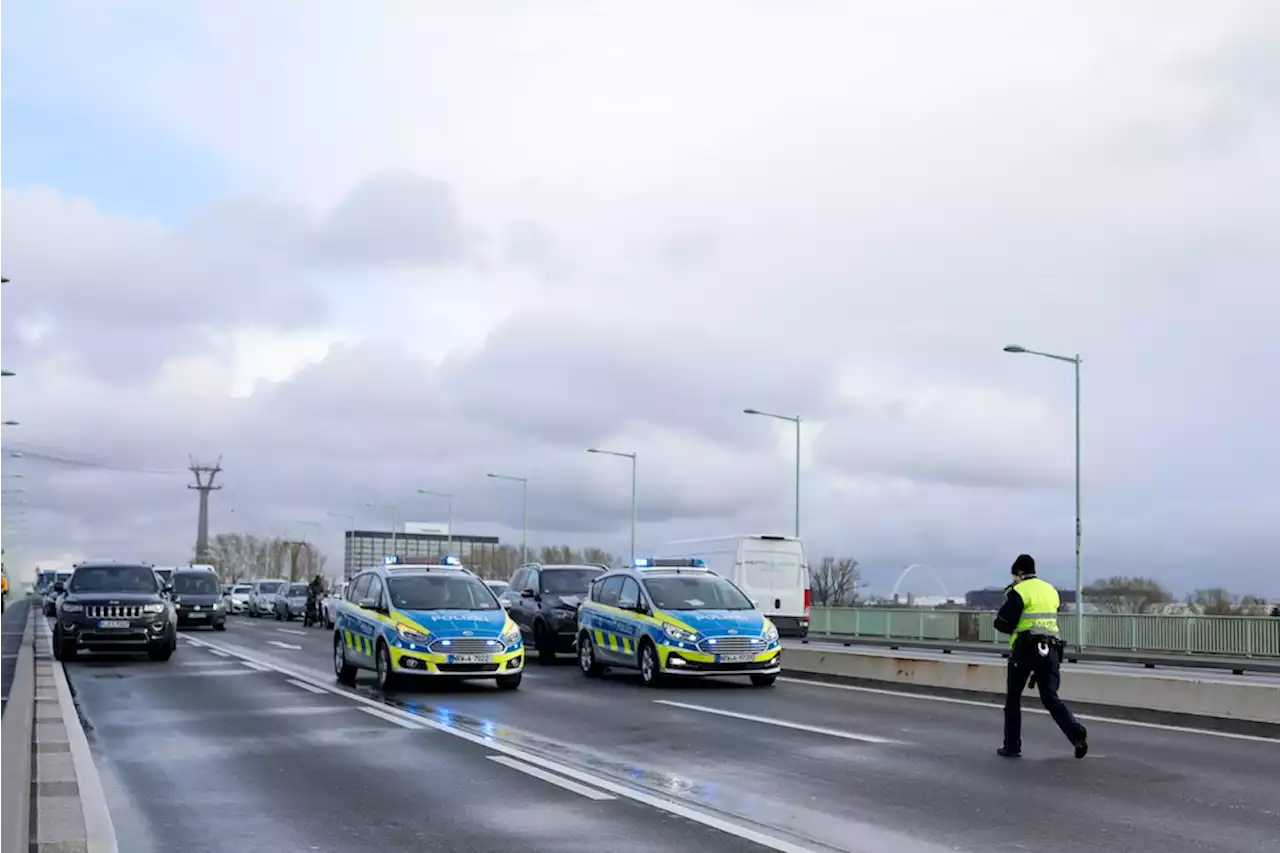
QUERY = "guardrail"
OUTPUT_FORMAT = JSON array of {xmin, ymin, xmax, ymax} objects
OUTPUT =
[{"xmin": 808, "ymin": 608, "xmax": 1280, "ymax": 658}]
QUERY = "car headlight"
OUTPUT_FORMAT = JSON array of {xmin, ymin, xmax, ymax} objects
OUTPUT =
[
  {"xmin": 662, "ymin": 623, "xmax": 698, "ymax": 643},
  {"xmin": 143, "ymin": 603, "xmax": 166, "ymax": 614},
  {"xmin": 395, "ymin": 623, "xmax": 430, "ymax": 643},
  {"xmin": 500, "ymin": 624, "xmax": 522, "ymax": 647},
  {"xmin": 212, "ymin": 601, "xmax": 223, "ymax": 611},
  {"xmin": 61, "ymin": 603, "xmax": 83, "ymax": 613},
  {"xmin": 762, "ymin": 620, "xmax": 779, "ymax": 643}
]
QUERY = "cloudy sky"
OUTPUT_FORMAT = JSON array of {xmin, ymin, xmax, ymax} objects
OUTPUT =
[{"xmin": 2, "ymin": 1, "xmax": 1277, "ymax": 597}]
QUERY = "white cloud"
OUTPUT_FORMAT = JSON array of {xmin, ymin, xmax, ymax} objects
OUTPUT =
[{"xmin": 2, "ymin": 2, "xmax": 1278, "ymax": 598}]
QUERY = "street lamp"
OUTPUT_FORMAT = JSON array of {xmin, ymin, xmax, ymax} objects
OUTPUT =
[
  {"xmin": 1, "ymin": 371, "xmax": 13, "ymax": 377},
  {"xmin": 487, "ymin": 473, "xmax": 528, "ymax": 565},
  {"xmin": 1, "ymin": 421, "xmax": 18, "ymax": 426},
  {"xmin": 586, "ymin": 448, "xmax": 637, "ymax": 565},
  {"xmin": 1004, "ymin": 343, "xmax": 1083, "ymax": 652},
  {"xmin": 365, "ymin": 503, "xmax": 398, "ymax": 555},
  {"xmin": 743, "ymin": 408, "xmax": 802, "ymax": 538},
  {"xmin": 416, "ymin": 489, "xmax": 454, "ymax": 555}
]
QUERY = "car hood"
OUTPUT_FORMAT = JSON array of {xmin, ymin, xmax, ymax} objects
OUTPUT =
[
  {"xmin": 658, "ymin": 609, "xmax": 768, "ymax": 637},
  {"xmin": 396, "ymin": 609, "xmax": 508, "ymax": 638},
  {"xmin": 64, "ymin": 592, "xmax": 164, "ymax": 605}
]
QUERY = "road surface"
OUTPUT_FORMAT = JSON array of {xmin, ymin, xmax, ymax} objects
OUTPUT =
[{"xmin": 62, "ymin": 615, "xmax": 1280, "ymax": 853}]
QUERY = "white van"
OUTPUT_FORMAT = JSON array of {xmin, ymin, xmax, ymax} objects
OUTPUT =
[{"xmin": 652, "ymin": 535, "xmax": 810, "ymax": 637}]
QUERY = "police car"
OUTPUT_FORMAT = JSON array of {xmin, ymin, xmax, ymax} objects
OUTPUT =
[
  {"xmin": 576, "ymin": 558, "xmax": 782, "ymax": 687},
  {"xmin": 333, "ymin": 555, "xmax": 525, "ymax": 691}
]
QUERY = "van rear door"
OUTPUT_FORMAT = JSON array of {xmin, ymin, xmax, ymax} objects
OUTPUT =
[{"xmin": 737, "ymin": 536, "xmax": 809, "ymax": 634}]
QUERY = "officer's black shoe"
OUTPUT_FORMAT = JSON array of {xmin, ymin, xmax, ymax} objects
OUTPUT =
[
  {"xmin": 1073, "ymin": 727, "xmax": 1088, "ymax": 760},
  {"xmin": 996, "ymin": 747, "xmax": 1021, "ymax": 758}
]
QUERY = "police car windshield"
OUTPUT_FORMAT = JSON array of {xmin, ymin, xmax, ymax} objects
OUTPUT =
[
  {"xmin": 388, "ymin": 575, "xmax": 499, "ymax": 611},
  {"xmin": 542, "ymin": 569, "xmax": 601, "ymax": 595},
  {"xmin": 642, "ymin": 574, "xmax": 753, "ymax": 611},
  {"xmin": 172, "ymin": 574, "xmax": 219, "ymax": 594},
  {"xmin": 69, "ymin": 565, "xmax": 159, "ymax": 594}
]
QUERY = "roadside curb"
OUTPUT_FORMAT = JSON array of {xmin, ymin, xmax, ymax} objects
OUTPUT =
[{"xmin": 27, "ymin": 616, "xmax": 118, "ymax": 853}]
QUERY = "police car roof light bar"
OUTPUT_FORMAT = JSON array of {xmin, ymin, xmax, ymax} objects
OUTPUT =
[{"xmin": 633, "ymin": 557, "xmax": 707, "ymax": 569}]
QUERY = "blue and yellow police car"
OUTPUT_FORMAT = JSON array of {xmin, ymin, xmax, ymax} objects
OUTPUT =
[
  {"xmin": 576, "ymin": 558, "xmax": 782, "ymax": 687},
  {"xmin": 333, "ymin": 555, "xmax": 525, "ymax": 691}
]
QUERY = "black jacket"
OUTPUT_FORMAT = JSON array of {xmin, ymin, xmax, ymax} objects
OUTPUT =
[{"xmin": 993, "ymin": 583, "xmax": 1025, "ymax": 636}]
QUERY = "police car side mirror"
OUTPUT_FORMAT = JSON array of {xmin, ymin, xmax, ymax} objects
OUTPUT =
[{"xmin": 357, "ymin": 597, "xmax": 379, "ymax": 612}]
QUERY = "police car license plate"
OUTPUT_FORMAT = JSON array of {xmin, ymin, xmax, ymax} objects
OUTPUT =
[
  {"xmin": 718, "ymin": 654, "xmax": 754, "ymax": 664},
  {"xmin": 449, "ymin": 654, "xmax": 493, "ymax": 664},
  {"xmin": 98, "ymin": 620, "xmax": 130, "ymax": 629}
]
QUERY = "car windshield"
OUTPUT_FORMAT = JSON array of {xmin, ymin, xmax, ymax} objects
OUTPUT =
[
  {"xmin": 232, "ymin": 586, "xmax": 252, "ymax": 594},
  {"xmin": 69, "ymin": 565, "xmax": 159, "ymax": 594},
  {"xmin": 173, "ymin": 574, "xmax": 220, "ymax": 594},
  {"xmin": 642, "ymin": 574, "xmax": 754, "ymax": 611},
  {"xmin": 259, "ymin": 582, "xmax": 283, "ymax": 594},
  {"xmin": 289, "ymin": 584, "xmax": 308, "ymax": 596},
  {"xmin": 387, "ymin": 575, "xmax": 499, "ymax": 611},
  {"xmin": 541, "ymin": 569, "xmax": 602, "ymax": 595}
]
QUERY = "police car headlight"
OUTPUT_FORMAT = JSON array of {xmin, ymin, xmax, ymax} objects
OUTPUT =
[
  {"xmin": 762, "ymin": 621, "xmax": 779, "ymax": 643},
  {"xmin": 662, "ymin": 623, "xmax": 697, "ymax": 643},
  {"xmin": 500, "ymin": 624, "xmax": 522, "ymax": 647},
  {"xmin": 395, "ymin": 623, "xmax": 430, "ymax": 643}
]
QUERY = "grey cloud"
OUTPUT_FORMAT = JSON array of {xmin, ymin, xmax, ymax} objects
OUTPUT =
[
  {"xmin": 308, "ymin": 169, "xmax": 472, "ymax": 268},
  {"xmin": 505, "ymin": 219, "xmax": 572, "ymax": 282}
]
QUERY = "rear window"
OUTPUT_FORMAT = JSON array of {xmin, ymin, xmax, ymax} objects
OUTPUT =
[
  {"xmin": 232, "ymin": 585, "xmax": 253, "ymax": 594},
  {"xmin": 69, "ymin": 565, "xmax": 159, "ymax": 594},
  {"xmin": 289, "ymin": 584, "xmax": 308, "ymax": 596},
  {"xmin": 173, "ymin": 573, "xmax": 220, "ymax": 594},
  {"xmin": 258, "ymin": 582, "xmax": 283, "ymax": 594}
]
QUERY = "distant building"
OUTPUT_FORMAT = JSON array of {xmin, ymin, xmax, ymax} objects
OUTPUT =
[{"xmin": 342, "ymin": 529, "xmax": 501, "ymax": 581}]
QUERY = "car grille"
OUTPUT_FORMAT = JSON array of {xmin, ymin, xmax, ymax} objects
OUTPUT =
[
  {"xmin": 436, "ymin": 663, "xmax": 501, "ymax": 673},
  {"xmin": 697, "ymin": 636, "xmax": 766, "ymax": 655},
  {"xmin": 427, "ymin": 638, "xmax": 505, "ymax": 655},
  {"xmin": 86, "ymin": 605, "xmax": 146, "ymax": 619}
]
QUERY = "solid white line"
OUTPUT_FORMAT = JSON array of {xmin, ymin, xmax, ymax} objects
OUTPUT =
[
  {"xmin": 277, "ymin": 629, "xmax": 307, "ymax": 636},
  {"xmin": 776, "ymin": 677, "xmax": 1280, "ymax": 744},
  {"xmin": 653, "ymin": 699, "xmax": 900, "ymax": 744},
  {"xmin": 487, "ymin": 755, "xmax": 616, "ymax": 800},
  {"xmin": 359, "ymin": 706, "xmax": 430, "ymax": 730},
  {"xmin": 175, "ymin": 669, "xmax": 259, "ymax": 678},
  {"xmin": 286, "ymin": 678, "xmax": 327, "ymax": 695},
  {"xmin": 50, "ymin": 654, "xmax": 119, "ymax": 853},
  {"xmin": 187, "ymin": 638, "xmax": 824, "ymax": 853},
  {"xmin": 266, "ymin": 641, "xmax": 302, "ymax": 650},
  {"xmin": 208, "ymin": 649, "xmax": 230, "ymax": 658},
  {"xmin": 240, "ymin": 661, "xmax": 270, "ymax": 672}
]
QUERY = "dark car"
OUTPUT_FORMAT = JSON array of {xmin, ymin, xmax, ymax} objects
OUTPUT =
[
  {"xmin": 52, "ymin": 563, "xmax": 177, "ymax": 662},
  {"xmin": 501, "ymin": 564, "xmax": 605, "ymax": 663},
  {"xmin": 171, "ymin": 568, "xmax": 227, "ymax": 631}
]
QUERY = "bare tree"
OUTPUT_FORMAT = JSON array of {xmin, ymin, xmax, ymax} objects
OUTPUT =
[
  {"xmin": 810, "ymin": 556, "xmax": 861, "ymax": 606},
  {"xmin": 1083, "ymin": 576, "xmax": 1173, "ymax": 614}
]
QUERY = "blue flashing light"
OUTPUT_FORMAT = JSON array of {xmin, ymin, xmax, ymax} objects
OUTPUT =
[
  {"xmin": 634, "ymin": 558, "xmax": 651, "ymax": 567},
  {"xmin": 633, "ymin": 557, "xmax": 706, "ymax": 568},
  {"xmin": 383, "ymin": 555, "xmax": 402, "ymax": 565}
]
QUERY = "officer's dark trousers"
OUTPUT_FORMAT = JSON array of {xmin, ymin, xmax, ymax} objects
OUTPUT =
[{"xmin": 1003, "ymin": 640, "xmax": 1083, "ymax": 752}]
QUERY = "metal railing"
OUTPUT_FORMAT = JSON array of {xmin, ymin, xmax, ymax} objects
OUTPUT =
[{"xmin": 808, "ymin": 607, "xmax": 1280, "ymax": 658}]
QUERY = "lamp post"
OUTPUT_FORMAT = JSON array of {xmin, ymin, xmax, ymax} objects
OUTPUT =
[
  {"xmin": 486, "ymin": 473, "xmax": 528, "ymax": 565},
  {"xmin": 1003, "ymin": 344, "xmax": 1083, "ymax": 653},
  {"xmin": 365, "ymin": 503, "xmax": 398, "ymax": 557},
  {"xmin": 743, "ymin": 408, "xmax": 802, "ymax": 538},
  {"xmin": 586, "ymin": 448, "xmax": 637, "ymax": 565},
  {"xmin": 417, "ymin": 489, "xmax": 454, "ymax": 556}
]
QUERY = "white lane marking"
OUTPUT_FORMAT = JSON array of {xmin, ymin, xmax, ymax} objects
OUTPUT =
[
  {"xmin": 777, "ymin": 677, "xmax": 1280, "ymax": 744},
  {"xmin": 187, "ymin": 638, "xmax": 824, "ymax": 853},
  {"xmin": 178, "ymin": 669, "xmax": 260, "ymax": 678},
  {"xmin": 286, "ymin": 678, "xmax": 327, "ymax": 695},
  {"xmin": 50, "ymin": 644, "xmax": 120, "ymax": 852},
  {"xmin": 359, "ymin": 706, "xmax": 430, "ymax": 730},
  {"xmin": 266, "ymin": 641, "xmax": 302, "ymax": 651},
  {"xmin": 277, "ymin": 629, "xmax": 307, "ymax": 636},
  {"xmin": 487, "ymin": 755, "xmax": 616, "ymax": 801},
  {"xmin": 208, "ymin": 649, "xmax": 230, "ymax": 658},
  {"xmin": 653, "ymin": 699, "xmax": 901, "ymax": 744},
  {"xmin": 240, "ymin": 661, "xmax": 270, "ymax": 672}
]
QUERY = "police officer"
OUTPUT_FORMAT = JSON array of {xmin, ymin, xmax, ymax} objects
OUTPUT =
[{"xmin": 993, "ymin": 554, "xmax": 1089, "ymax": 759}]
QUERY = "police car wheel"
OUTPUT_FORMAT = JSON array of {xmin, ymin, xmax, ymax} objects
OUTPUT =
[
  {"xmin": 578, "ymin": 633, "xmax": 603, "ymax": 677},
  {"xmin": 375, "ymin": 642, "xmax": 398, "ymax": 691},
  {"xmin": 334, "ymin": 633, "xmax": 358, "ymax": 686},
  {"xmin": 639, "ymin": 641, "xmax": 663, "ymax": 687}
]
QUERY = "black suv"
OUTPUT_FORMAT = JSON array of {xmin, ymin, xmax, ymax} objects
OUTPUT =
[
  {"xmin": 500, "ymin": 564, "xmax": 606, "ymax": 662},
  {"xmin": 171, "ymin": 567, "xmax": 227, "ymax": 630},
  {"xmin": 52, "ymin": 562, "xmax": 178, "ymax": 661}
]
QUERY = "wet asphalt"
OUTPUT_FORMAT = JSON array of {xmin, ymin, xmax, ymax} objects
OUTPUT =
[
  {"xmin": 2, "ymin": 595, "xmax": 32, "ymax": 715},
  {"xmin": 62, "ymin": 614, "xmax": 1280, "ymax": 853}
]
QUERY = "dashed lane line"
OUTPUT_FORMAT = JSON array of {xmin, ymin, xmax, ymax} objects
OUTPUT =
[
  {"xmin": 286, "ymin": 678, "xmax": 328, "ymax": 695},
  {"xmin": 266, "ymin": 640, "xmax": 303, "ymax": 651},
  {"xmin": 240, "ymin": 661, "xmax": 270, "ymax": 672}
]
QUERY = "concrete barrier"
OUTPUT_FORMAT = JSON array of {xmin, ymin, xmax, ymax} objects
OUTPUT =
[
  {"xmin": 784, "ymin": 646, "xmax": 1280, "ymax": 730},
  {"xmin": 2, "ymin": 609, "xmax": 36, "ymax": 853}
]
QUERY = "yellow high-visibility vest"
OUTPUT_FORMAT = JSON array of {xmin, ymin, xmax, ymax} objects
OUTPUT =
[{"xmin": 1010, "ymin": 576, "xmax": 1060, "ymax": 646}]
